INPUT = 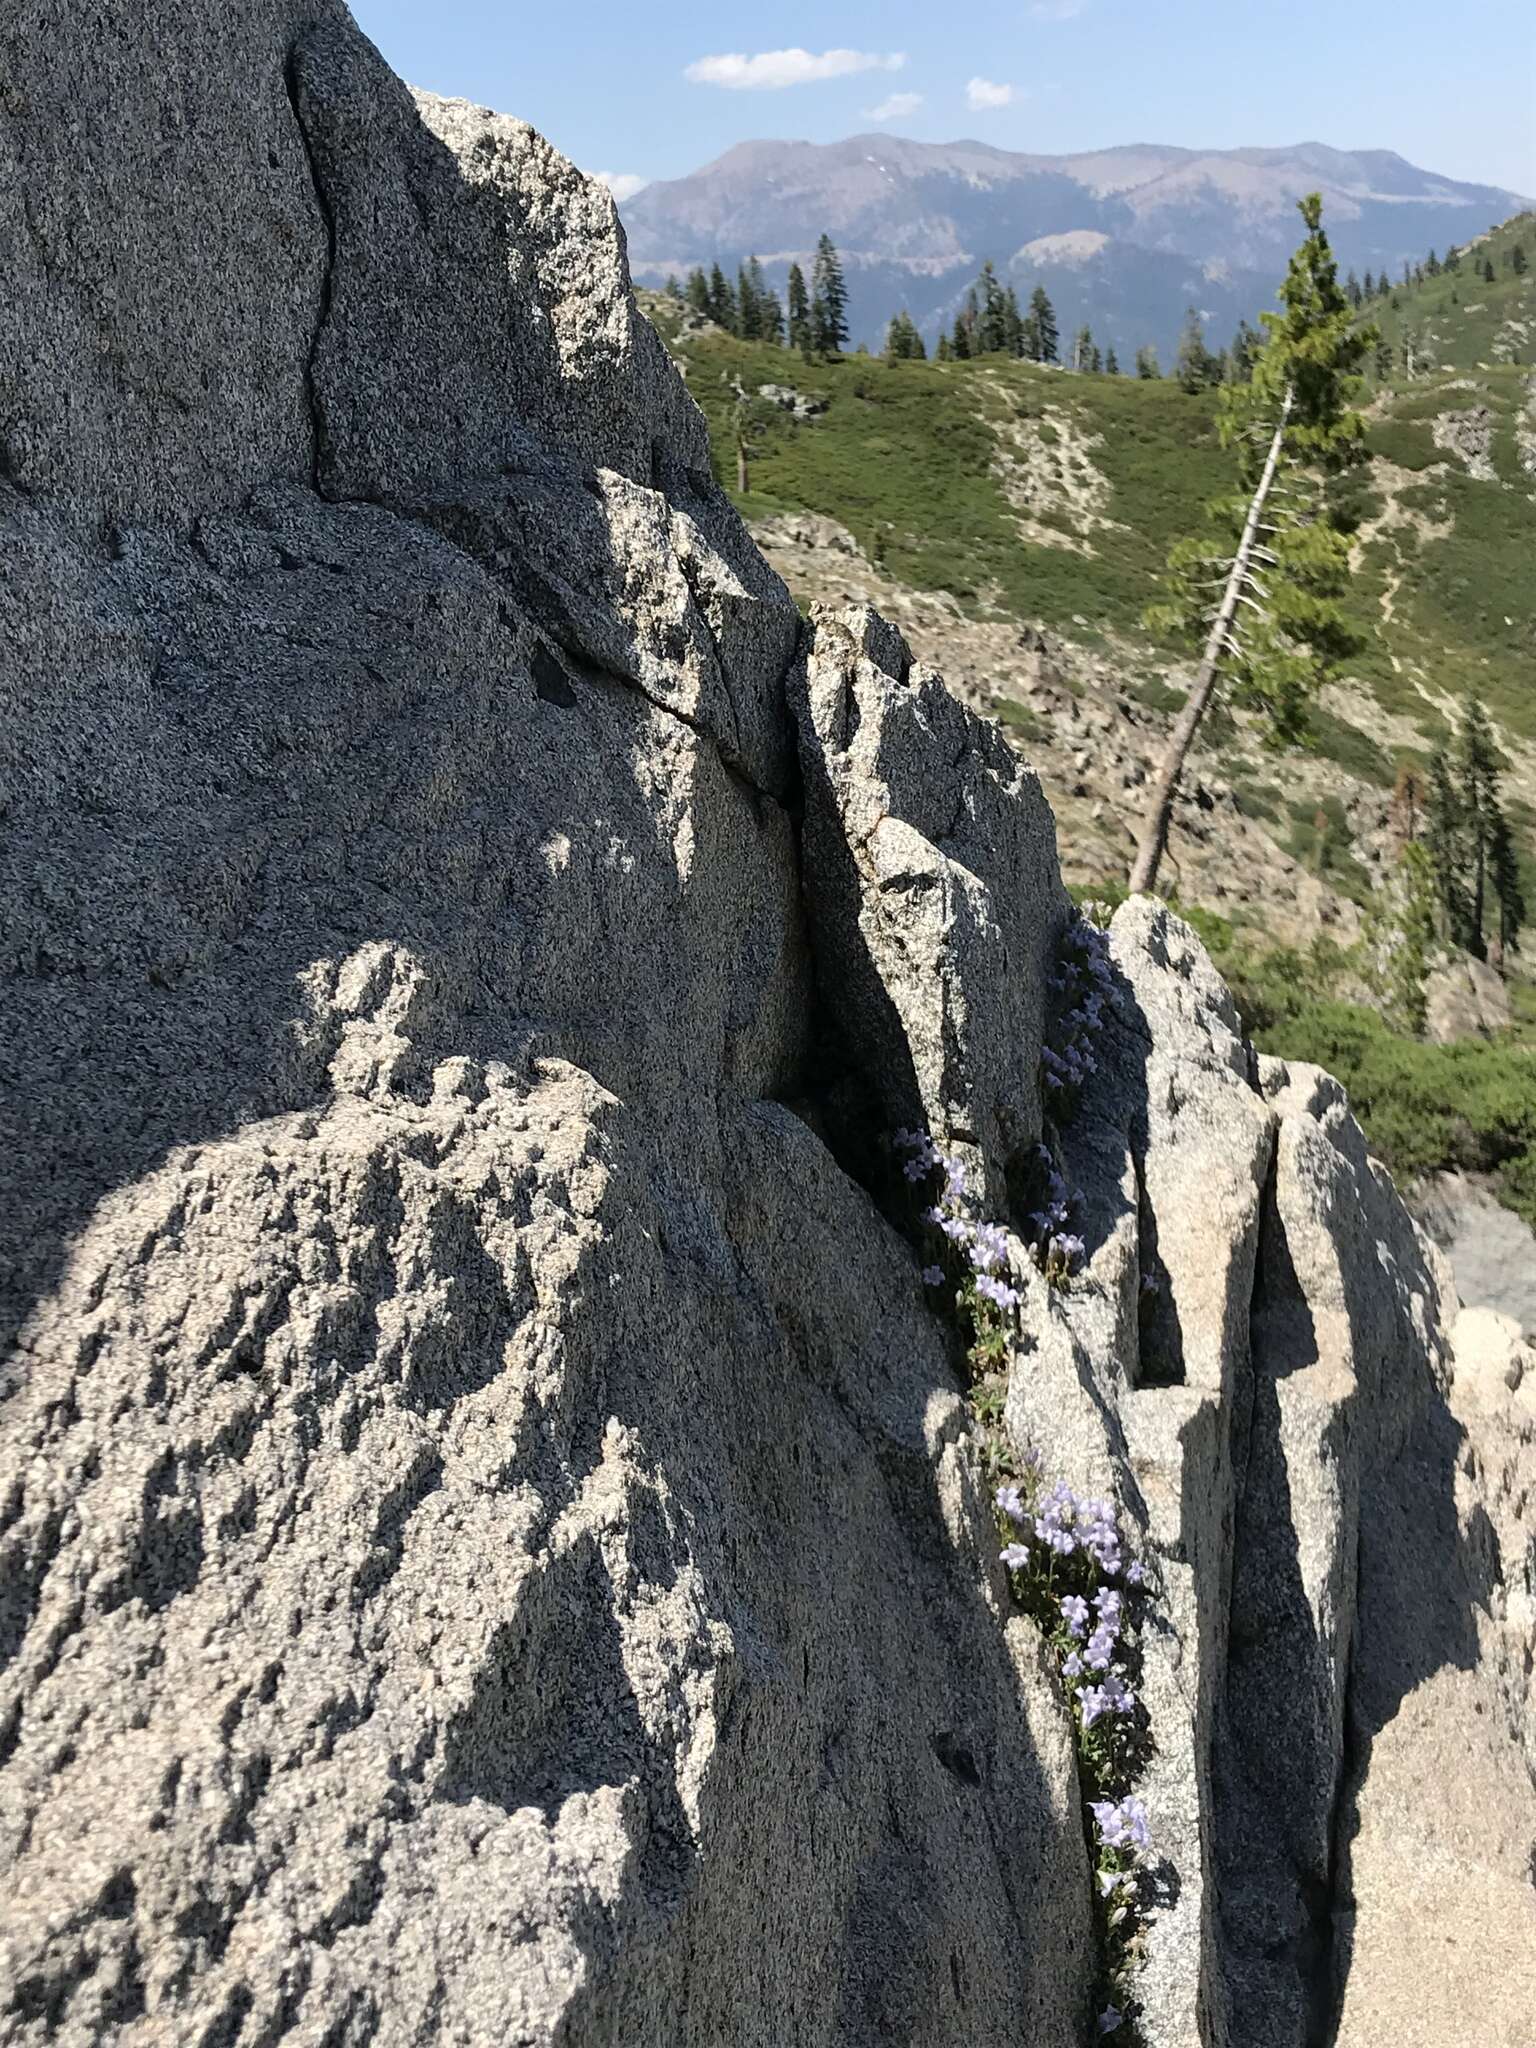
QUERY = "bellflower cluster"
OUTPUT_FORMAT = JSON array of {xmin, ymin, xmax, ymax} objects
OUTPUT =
[
  {"xmin": 995, "ymin": 1477, "xmax": 1140, "ymax": 1733},
  {"xmin": 983, "ymin": 1422, "xmax": 1152, "ymax": 2032},
  {"xmin": 1024, "ymin": 1144, "xmax": 1086, "ymax": 1282},
  {"xmin": 895, "ymin": 1129, "xmax": 1023, "ymax": 1314},
  {"xmin": 1090, "ymin": 1795, "xmax": 1151, "ymax": 1856}
]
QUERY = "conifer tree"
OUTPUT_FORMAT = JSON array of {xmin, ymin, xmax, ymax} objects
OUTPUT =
[
  {"xmin": 1374, "ymin": 334, "xmax": 1393, "ymax": 380},
  {"xmin": 664, "ymin": 275, "xmax": 685, "ymax": 304},
  {"xmin": 736, "ymin": 263, "xmax": 760, "ymax": 341},
  {"xmin": 1134, "ymin": 345, "xmax": 1160, "ymax": 379},
  {"xmin": 1228, "ymin": 320, "xmax": 1262, "ymax": 383},
  {"xmin": 1072, "ymin": 324, "xmax": 1094, "ymax": 372},
  {"xmin": 1361, "ymin": 268, "xmax": 1375, "ymax": 298},
  {"xmin": 936, "ymin": 331, "xmax": 953, "ymax": 362},
  {"xmin": 759, "ymin": 285, "xmax": 785, "ymax": 348},
  {"xmin": 1175, "ymin": 307, "xmax": 1221, "ymax": 391},
  {"xmin": 1490, "ymin": 811, "xmax": 1527, "ymax": 961},
  {"xmin": 1131, "ymin": 194, "xmax": 1372, "ymax": 895},
  {"xmin": 1104, "ymin": 345, "xmax": 1120, "ymax": 376},
  {"xmin": 811, "ymin": 234, "xmax": 850, "ymax": 354},
  {"xmin": 884, "ymin": 311, "xmax": 924, "ymax": 361},
  {"xmin": 1513, "ymin": 242, "xmax": 1529, "ymax": 276},
  {"xmin": 686, "ymin": 268, "xmax": 711, "ymax": 320},
  {"xmin": 1482, "ymin": 256, "xmax": 1496, "ymax": 284},
  {"xmin": 787, "ymin": 264, "xmax": 812, "ymax": 357},
  {"xmin": 1365, "ymin": 840, "xmax": 1438, "ymax": 1034},
  {"xmin": 706, "ymin": 263, "xmax": 736, "ymax": 333},
  {"xmin": 1345, "ymin": 269, "xmax": 1362, "ymax": 306},
  {"xmin": 1426, "ymin": 745, "xmax": 1469, "ymax": 942},
  {"xmin": 976, "ymin": 263, "xmax": 1010, "ymax": 355},
  {"xmin": 1458, "ymin": 697, "xmax": 1502, "ymax": 953},
  {"xmin": 1002, "ymin": 286, "xmax": 1025, "ymax": 358},
  {"xmin": 1026, "ymin": 285, "xmax": 1059, "ymax": 363},
  {"xmin": 1426, "ymin": 703, "xmax": 1524, "ymax": 962}
]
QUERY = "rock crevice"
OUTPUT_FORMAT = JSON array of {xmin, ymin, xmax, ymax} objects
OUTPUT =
[{"xmin": 1, "ymin": 8, "xmax": 1532, "ymax": 2047}]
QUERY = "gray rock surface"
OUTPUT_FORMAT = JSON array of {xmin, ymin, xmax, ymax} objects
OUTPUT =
[
  {"xmin": 791, "ymin": 604, "xmax": 1069, "ymax": 1212},
  {"xmin": 1411, "ymin": 1169, "xmax": 1536, "ymax": 1336},
  {"xmin": 1, "ymin": 7, "xmax": 1091, "ymax": 2043},
  {"xmin": 2, "ymin": 5, "xmax": 1532, "ymax": 2046}
]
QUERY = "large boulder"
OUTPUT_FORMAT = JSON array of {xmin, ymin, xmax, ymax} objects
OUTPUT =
[{"xmin": 2, "ymin": 3, "xmax": 1532, "ymax": 2044}]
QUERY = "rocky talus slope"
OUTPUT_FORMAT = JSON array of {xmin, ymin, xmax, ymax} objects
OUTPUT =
[{"xmin": 1, "ymin": 8, "xmax": 1532, "ymax": 2045}]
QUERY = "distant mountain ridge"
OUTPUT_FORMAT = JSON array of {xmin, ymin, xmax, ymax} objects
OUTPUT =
[{"xmin": 620, "ymin": 135, "xmax": 1531, "ymax": 359}]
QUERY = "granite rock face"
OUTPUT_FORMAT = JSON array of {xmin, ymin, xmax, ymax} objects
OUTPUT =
[{"xmin": 2, "ymin": 5, "xmax": 1532, "ymax": 2046}]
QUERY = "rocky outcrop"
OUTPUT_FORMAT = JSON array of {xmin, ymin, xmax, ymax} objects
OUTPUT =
[{"xmin": 2, "ymin": 6, "xmax": 1532, "ymax": 2046}]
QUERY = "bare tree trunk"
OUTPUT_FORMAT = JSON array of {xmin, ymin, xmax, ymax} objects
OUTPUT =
[
  {"xmin": 1129, "ymin": 386, "xmax": 1294, "ymax": 897},
  {"xmin": 736, "ymin": 439, "xmax": 748, "ymax": 494}
]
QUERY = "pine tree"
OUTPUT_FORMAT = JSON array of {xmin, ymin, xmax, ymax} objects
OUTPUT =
[
  {"xmin": 1482, "ymin": 256, "xmax": 1496, "ymax": 284},
  {"xmin": 1090, "ymin": 343, "xmax": 1104, "ymax": 374},
  {"xmin": 1134, "ymin": 345, "xmax": 1160, "ymax": 379},
  {"xmin": 736, "ymin": 263, "xmax": 760, "ymax": 341},
  {"xmin": 950, "ymin": 308, "xmax": 973, "ymax": 360},
  {"xmin": 1365, "ymin": 840, "xmax": 1438, "ymax": 1035},
  {"xmin": 1513, "ymin": 243, "xmax": 1529, "ymax": 276},
  {"xmin": 811, "ymin": 234, "xmax": 849, "ymax": 355},
  {"xmin": 1458, "ymin": 697, "xmax": 1502, "ymax": 956},
  {"xmin": 1228, "ymin": 320, "xmax": 1262, "ymax": 383},
  {"xmin": 976, "ymin": 263, "xmax": 1009, "ymax": 355},
  {"xmin": 1361, "ymin": 268, "xmax": 1375, "ymax": 299},
  {"xmin": 884, "ymin": 310, "xmax": 925, "ymax": 361},
  {"xmin": 1426, "ymin": 746, "xmax": 1470, "ymax": 943},
  {"xmin": 707, "ymin": 263, "xmax": 736, "ymax": 334},
  {"xmin": 1131, "ymin": 194, "xmax": 1373, "ymax": 895},
  {"xmin": 1175, "ymin": 307, "xmax": 1221, "ymax": 391},
  {"xmin": 787, "ymin": 264, "xmax": 812, "ymax": 358},
  {"xmin": 1026, "ymin": 286, "xmax": 1059, "ymax": 364},
  {"xmin": 1104, "ymin": 345, "xmax": 1120, "ymax": 376},
  {"xmin": 1002, "ymin": 286, "xmax": 1025, "ymax": 359},
  {"xmin": 1427, "ymin": 702, "xmax": 1525, "ymax": 964},
  {"xmin": 1490, "ymin": 810, "xmax": 1527, "ymax": 961},
  {"xmin": 686, "ymin": 268, "xmax": 711, "ymax": 320},
  {"xmin": 759, "ymin": 286, "xmax": 785, "ymax": 348},
  {"xmin": 1374, "ymin": 334, "xmax": 1393, "ymax": 380},
  {"xmin": 1072, "ymin": 324, "xmax": 1094, "ymax": 372},
  {"xmin": 664, "ymin": 275, "xmax": 685, "ymax": 304},
  {"xmin": 936, "ymin": 331, "xmax": 952, "ymax": 362}
]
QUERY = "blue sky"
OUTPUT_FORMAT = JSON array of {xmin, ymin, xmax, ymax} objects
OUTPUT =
[{"xmin": 350, "ymin": 0, "xmax": 1536, "ymax": 199}]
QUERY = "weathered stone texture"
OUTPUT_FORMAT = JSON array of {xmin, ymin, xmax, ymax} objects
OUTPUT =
[{"xmin": 2, "ymin": 3, "xmax": 1532, "ymax": 2044}]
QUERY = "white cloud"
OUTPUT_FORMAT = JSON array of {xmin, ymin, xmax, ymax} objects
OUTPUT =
[
  {"xmin": 966, "ymin": 77, "xmax": 1016, "ymax": 110},
  {"xmin": 1029, "ymin": 1, "xmax": 1087, "ymax": 17},
  {"xmin": 866, "ymin": 90, "xmax": 924, "ymax": 121},
  {"xmin": 595, "ymin": 171, "xmax": 649, "ymax": 202},
  {"xmin": 685, "ymin": 48, "xmax": 906, "ymax": 91}
]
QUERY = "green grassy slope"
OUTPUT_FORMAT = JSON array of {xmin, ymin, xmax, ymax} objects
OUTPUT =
[
  {"xmin": 1367, "ymin": 210, "xmax": 1535, "ymax": 375},
  {"xmin": 667, "ymin": 330, "xmax": 1231, "ymax": 636},
  {"xmin": 654, "ymin": 290, "xmax": 1536, "ymax": 759}
]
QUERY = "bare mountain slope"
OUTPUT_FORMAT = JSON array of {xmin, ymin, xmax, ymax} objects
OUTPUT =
[{"xmin": 622, "ymin": 134, "xmax": 1530, "ymax": 354}]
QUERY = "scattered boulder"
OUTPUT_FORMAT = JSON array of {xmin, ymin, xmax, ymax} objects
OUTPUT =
[{"xmin": 757, "ymin": 382, "xmax": 829, "ymax": 419}]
